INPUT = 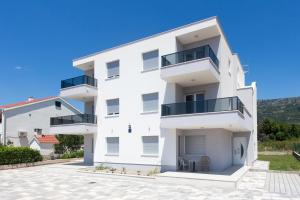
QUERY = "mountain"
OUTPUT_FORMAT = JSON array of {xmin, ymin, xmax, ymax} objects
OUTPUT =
[{"xmin": 257, "ymin": 96, "xmax": 300, "ymax": 124}]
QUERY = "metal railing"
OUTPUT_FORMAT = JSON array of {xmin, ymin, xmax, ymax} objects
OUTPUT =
[
  {"xmin": 61, "ymin": 75, "xmax": 97, "ymax": 89},
  {"xmin": 50, "ymin": 114, "xmax": 97, "ymax": 125},
  {"xmin": 161, "ymin": 97, "xmax": 244, "ymax": 116},
  {"xmin": 161, "ymin": 45, "xmax": 219, "ymax": 68}
]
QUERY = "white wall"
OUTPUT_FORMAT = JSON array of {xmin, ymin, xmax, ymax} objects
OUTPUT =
[
  {"xmin": 4, "ymin": 98, "xmax": 79, "ymax": 146},
  {"xmin": 30, "ymin": 140, "xmax": 55, "ymax": 156},
  {"xmin": 84, "ymin": 134, "xmax": 94, "ymax": 164},
  {"xmin": 74, "ymin": 18, "xmax": 256, "ymax": 170}
]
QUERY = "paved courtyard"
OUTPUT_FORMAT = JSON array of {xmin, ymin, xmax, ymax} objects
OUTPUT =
[{"xmin": 0, "ymin": 161, "xmax": 299, "ymax": 200}]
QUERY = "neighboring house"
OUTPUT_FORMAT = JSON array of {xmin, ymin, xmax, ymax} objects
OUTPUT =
[
  {"xmin": 0, "ymin": 96, "xmax": 80, "ymax": 152},
  {"xmin": 50, "ymin": 16, "xmax": 257, "ymax": 172},
  {"xmin": 30, "ymin": 135, "xmax": 59, "ymax": 156}
]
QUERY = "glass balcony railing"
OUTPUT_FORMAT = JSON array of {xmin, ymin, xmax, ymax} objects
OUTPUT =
[
  {"xmin": 61, "ymin": 75, "xmax": 97, "ymax": 89},
  {"xmin": 161, "ymin": 97, "xmax": 244, "ymax": 116},
  {"xmin": 50, "ymin": 114, "xmax": 97, "ymax": 125},
  {"xmin": 161, "ymin": 45, "xmax": 219, "ymax": 68}
]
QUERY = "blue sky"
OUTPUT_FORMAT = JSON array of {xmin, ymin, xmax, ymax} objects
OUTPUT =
[{"xmin": 0, "ymin": 0, "xmax": 299, "ymax": 106}]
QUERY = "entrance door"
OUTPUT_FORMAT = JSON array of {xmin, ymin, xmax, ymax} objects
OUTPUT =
[
  {"xmin": 185, "ymin": 93, "xmax": 204, "ymax": 113},
  {"xmin": 233, "ymin": 137, "xmax": 247, "ymax": 165}
]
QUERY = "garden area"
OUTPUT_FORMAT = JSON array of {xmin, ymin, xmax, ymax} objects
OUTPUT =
[
  {"xmin": 258, "ymin": 154, "xmax": 300, "ymax": 171},
  {"xmin": 257, "ymin": 118, "xmax": 300, "ymax": 171}
]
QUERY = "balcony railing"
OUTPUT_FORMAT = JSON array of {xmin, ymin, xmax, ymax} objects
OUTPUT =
[
  {"xmin": 161, "ymin": 45, "xmax": 219, "ymax": 68},
  {"xmin": 161, "ymin": 97, "xmax": 244, "ymax": 116},
  {"xmin": 50, "ymin": 114, "xmax": 97, "ymax": 125},
  {"xmin": 61, "ymin": 75, "xmax": 97, "ymax": 89}
]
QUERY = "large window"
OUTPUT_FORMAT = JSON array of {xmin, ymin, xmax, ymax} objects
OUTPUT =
[
  {"xmin": 142, "ymin": 50, "xmax": 159, "ymax": 71},
  {"xmin": 142, "ymin": 136, "xmax": 159, "ymax": 155},
  {"xmin": 185, "ymin": 135, "xmax": 205, "ymax": 155},
  {"xmin": 106, "ymin": 98, "xmax": 119, "ymax": 115},
  {"xmin": 106, "ymin": 137, "xmax": 119, "ymax": 155},
  {"xmin": 142, "ymin": 92, "xmax": 158, "ymax": 112},
  {"xmin": 107, "ymin": 60, "xmax": 120, "ymax": 78}
]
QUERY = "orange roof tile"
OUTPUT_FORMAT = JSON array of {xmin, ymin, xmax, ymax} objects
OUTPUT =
[{"xmin": 35, "ymin": 135, "xmax": 59, "ymax": 144}]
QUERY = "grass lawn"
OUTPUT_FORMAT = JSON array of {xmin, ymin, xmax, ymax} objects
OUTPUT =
[{"xmin": 258, "ymin": 154, "xmax": 300, "ymax": 171}]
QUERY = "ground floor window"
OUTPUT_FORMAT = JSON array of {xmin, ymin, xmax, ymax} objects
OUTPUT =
[
  {"xmin": 142, "ymin": 136, "xmax": 159, "ymax": 155},
  {"xmin": 185, "ymin": 135, "xmax": 205, "ymax": 155},
  {"xmin": 106, "ymin": 137, "xmax": 119, "ymax": 155}
]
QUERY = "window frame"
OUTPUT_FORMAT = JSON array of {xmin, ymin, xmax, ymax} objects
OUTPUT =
[
  {"xmin": 106, "ymin": 60, "xmax": 120, "ymax": 79},
  {"xmin": 141, "ymin": 135, "xmax": 159, "ymax": 157},
  {"xmin": 141, "ymin": 92, "xmax": 159, "ymax": 113},
  {"xmin": 55, "ymin": 101, "xmax": 62, "ymax": 108},
  {"xmin": 141, "ymin": 49, "xmax": 159, "ymax": 72},
  {"xmin": 106, "ymin": 98, "xmax": 120, "ymax": 116},
  {"xmin": 106, "ymin": 137, "xmax": 119, "ymax": 156}
]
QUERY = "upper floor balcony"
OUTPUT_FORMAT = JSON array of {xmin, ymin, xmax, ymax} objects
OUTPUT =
[
  {"xmin": 60, "ymin": 75, "xmax": 97, "ymax": 102},
  {"xmin": 50, "ymin": 114, "xmax": 97, "ymax": 135},
  {"xmin": 160, "ymin": 45, "xmax": 220, "ymax": 87},
  {"xmin": 160, "ymin": 97, "xmax": 252, "ymax": 131}
]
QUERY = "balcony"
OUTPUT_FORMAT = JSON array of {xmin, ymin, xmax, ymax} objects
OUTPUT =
[
  {"xmin": 161, "ymin": 97, "xmax": 252, "ymax": 131},
  {"xmin": 50, "ymin": 114, "xmax": 97, "ymax": 135},
  {"xmin": 160, "ymin": 45, "xmax": 220, "ymax": 86},
  {"xmin": 60, "ymin": 75, "xmax": 97, "ymax": 101}
]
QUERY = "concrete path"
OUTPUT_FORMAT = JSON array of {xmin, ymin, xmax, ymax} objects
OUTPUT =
[{"xmin": 0, "ymin": 161, "xmax": 299, "ymax": 200}]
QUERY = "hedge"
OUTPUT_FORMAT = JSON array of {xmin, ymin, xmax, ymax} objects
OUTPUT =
[{"xmin": 0, "ymin": 146, "xmax": 43, "ymax": 165}]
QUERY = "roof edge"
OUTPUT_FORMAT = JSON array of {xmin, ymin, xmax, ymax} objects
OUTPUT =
[{"xmin": 73, "ymin": 16, "xmax": 218, "ymax": 62}]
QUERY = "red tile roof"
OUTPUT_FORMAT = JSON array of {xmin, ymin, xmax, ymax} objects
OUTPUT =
[
  {"xmin": 35, "ymin": 135, "xmax": 59, "ymax": 144},
  {"xmin": 0, "ymin": 96, "xmax": 57, "ymax": 109}
]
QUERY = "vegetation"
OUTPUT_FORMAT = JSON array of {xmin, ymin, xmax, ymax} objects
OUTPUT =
[
  {"xmin": 95, "ymin": 164, "xmax": 109, "ymax": 171},
  {"xmin": 54, "ymin": 135, "xmax": 84, "ymax": 154},
  {"xmin": 258, "ymin": 118, "xmax": 300, "ymax": 142},
  {"xmin": 258, "ymin": 139, "xmax": 300, "ymax": 151},
  {"xmin": 258, "ymin": 97, "xmax": 300, "ymax": 125},
  {"xmin": 0, "ymin": 146, "xmax": 42, "ymax": 165},
  {"xmin": 58, "ymin": 150, "xmax": 84, "ymax": 159},
  {"xmin": 258, "ymin": 155, "xmax": 300, "ymax": 171}
]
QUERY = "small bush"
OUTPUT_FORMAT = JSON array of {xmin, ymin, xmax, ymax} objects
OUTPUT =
[
  {"xmin": 0, "ymin": 146, "xmax": 43, "ymax": 165},
  {"xmin": 59, "ymin": 150, "xmax": 84, "ymax": 159},
  {"xmin": 95, "ymin": 164, "xmax": 108, "ymax": 171}
]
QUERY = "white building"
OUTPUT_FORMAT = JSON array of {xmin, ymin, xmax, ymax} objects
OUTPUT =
[
  {"xmin": 29, "ymin": 135, "xmax": 59, "ymax": 156},
  {"xmin": 0, "ymin": 96, "xmax": 80, "ymax": 155},
  {"xmin": 50, "ymin": 17, "xmax": 257, "ymax": 171}
]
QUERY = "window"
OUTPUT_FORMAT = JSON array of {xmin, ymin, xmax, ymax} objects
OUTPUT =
[
  {"xmin": 107, "ymin": 98, "xmax": 119, "ymax": 115},
  {"xmin": 142, "ymin": 50, "xmax": 159, "ymax": 71},
  {"xmin": 34, "ymin": 128, "xmax": 42, "ymax": 134},
  {"xmin": 142, "ymin": 92, "xmax": 158, "ymax": 112},
  {"xmin": 185, "ymin": 135, "xmax": 205, "ymax": 155},
  {"xmin": 106, "ymin": 137, "xmax": 119, "ymax": 155},
  {"xmin": 107, "ymin": 60, "xmax": 120, "ymax": 79},
  {"xmin": 142, "ymin": 136, "xmax": 159, "ymax": 155},
  {"xmin": 55, "ymin": 101, "xmax": 61, "ymax": 108}
]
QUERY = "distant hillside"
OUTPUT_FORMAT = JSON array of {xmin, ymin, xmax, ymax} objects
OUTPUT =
[{"xmin": 258, "ymin": 97, "xmax": 300, "ymax": 125}]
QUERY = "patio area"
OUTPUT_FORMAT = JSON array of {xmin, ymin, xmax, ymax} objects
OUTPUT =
[{"xmin": 157, "ymin": 165, "xmax": 250, "ymax": 190}]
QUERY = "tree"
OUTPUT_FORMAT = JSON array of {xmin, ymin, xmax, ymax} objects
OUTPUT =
[{"xmin": 54, "ymin": 135, "xmax": 84, "ymax": 154}]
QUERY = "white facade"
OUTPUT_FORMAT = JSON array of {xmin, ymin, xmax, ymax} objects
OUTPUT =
[
  {"xmin": 0, "ymin": 97, "xmax": 80, "ymax": 147},
  {"xmin": 53, "ymin": 17, "xmax": 257, "ymax": 171}
]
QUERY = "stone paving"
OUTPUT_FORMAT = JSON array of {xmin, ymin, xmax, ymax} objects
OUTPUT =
[{"xmin": 0, "ymin": 162, "xmax": 299, "ymax": 200}]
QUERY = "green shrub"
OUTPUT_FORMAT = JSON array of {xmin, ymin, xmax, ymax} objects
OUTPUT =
[
  {"xmin": 0, "ymin": 146, "xmax": 43, "ymax": 165},
  {"xmin": 59, "ymin": 150, "xmax": 84, "ymax": 159},
  {"xmin": 258, "ymin": 140, "xmax": 300, "ymax": 151}
]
